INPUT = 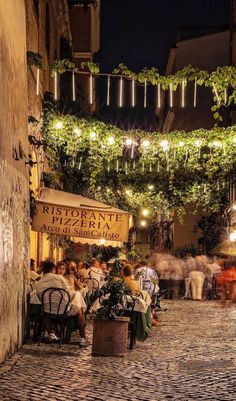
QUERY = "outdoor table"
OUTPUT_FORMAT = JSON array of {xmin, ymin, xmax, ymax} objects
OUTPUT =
[{"xmin": 29, "ymin": 289, "xmax": 87, "ymax": 311}]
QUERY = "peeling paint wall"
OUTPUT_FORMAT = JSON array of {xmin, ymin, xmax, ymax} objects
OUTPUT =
[{"xmin": 0, "ymin": 0, "xmax": 29, "ymax": 363}]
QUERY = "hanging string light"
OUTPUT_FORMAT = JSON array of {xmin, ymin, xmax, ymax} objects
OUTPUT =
[
  {"xmin": 142, "ymin": 139, "xmax": 150, "ymax": 148},
  {"xmin": 54, "ymin": 71, "xmax": 58, "ymax": 101},
  {"xmin": 119, "ymin": 76, "xmax": 124, "ymax": 107},
  {"xmin": 78, "ymin": 156, "xmax": 82, "ymax": 170},
  {"xmin": 106, "ymin": 75, "xmax": 111, "ymax": 106},
  {"xmin": 224, "ymin": 88, "xmax": 227, "ymax": 105},
  {"xmin": 193, "ymin": 78, "xmax": 197, "ymax": 108},
  {"xmin": 131, "ymin": 144, "xmax": 134, "ymax": 159},
  {"xmin": 212, "ymin": 83, "xmax": 220, "ymax": 104},
  {"xmin": 72, "ymin": 70, "xmax": 76, "ymax": 101},
  {"xmin": 169, "ymin": 83, "xmax": 173, "ymax": 108},
  {"xmin": 36, "ymin": 68, "xmax": 40, "ymax": 96},
  {"xmin": 116, "ymin": 159, "xmax": 119, "ymax": 172},
  {"xmin": 144, "ymin": 80, "xmax": 147, "ymax": 108},
  {"xmin": 157, "ymin": 83, "xmax": 161, "ymax": 109},
  {"xmin": 89, "ymin": 74, "xmax": 93, "ymax": 105},
  {"xmin": 125, "ymin": 161, "xmax": 128, "ymax": 174},
  {"xmin": 181, "ymin": 80, "xmax": 186, "ymax": 108},
  {"xmin": 131, "ymin": 79, "xmax": 136, "ymax": 107}
]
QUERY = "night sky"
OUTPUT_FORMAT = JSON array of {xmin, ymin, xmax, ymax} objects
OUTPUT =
[
  {"xmin": 95, "ymin": 0, "xmax": 230, "ymax": 130},
  {"xmin": 97, "ymin": 0, "xmax": 230, "ymax": 72}
]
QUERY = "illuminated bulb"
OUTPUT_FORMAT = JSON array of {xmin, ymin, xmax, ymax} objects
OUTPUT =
[
  {"xmin": 125, "ymin": 189, "xmax": 132, "ymax": 196},
  {"xmin": 74, "ymin": 128, "xmax": 81, "ymax": 136},
  {"xmin": 108, "ymin": 136, "xmax": 115, "ymax": 145},
  {"xmin": 229, "ymin": 231, "xmax": 236, "ymax": 242},
  {"xmin": 212, "ymin": 140, "xmax": 222, "ymax": 148},
  {"xmin": 148, "ymin": 184, "xmax": 154, "ymax": 190},
  {"xmin": 160, "ymin": 139, "xmax": 169, "ymax": 151},
  {"xmin": 142, "ymin": 209, "xmax": 149, "ymax": 217},
  {"xmin": 232, "ymin": 137, "xmax": 236, "ymax": 144},
  {"xmin": 142, "ymin": 140, "xmax": 150, "ymax": 148},
  {"xmin": 99, "ymin": 238, "xmax": 106, "ymax": 245},
  {"xmin": 126, "ymin": 138, "xmax": 133, "ymax": 146},
  {"xmin": 97, "ymin": 186, "xmax": 101, "ymax": 191},
  {"xmin": 90, "ymin": 131, "xmax": 97, "ymax": 140},
  {"xmin": 106, "ymin": 188, "xmax": 110, "ymax": 193},
  {"xmin": 195, "ymin": 140, "xmax": 201, "ymax": 147},
  {"xmin": 232, "ymin": 203, "xmax": 236, "ymax": 211},
  {"xmin": 140, "ymin": 220, "xmax": 147, "ymax": 227},
  {"xmin": 55, "ymin": 121, "xmax": 63, "ymax": 129},
  {"xmin": 178, "ymin": 141, "xmax": 185, "ymax": 147}
]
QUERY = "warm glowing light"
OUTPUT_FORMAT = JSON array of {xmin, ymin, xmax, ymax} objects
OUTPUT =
[
  {"xmin": 224, "ymin": 88, "xmax": 227, "ymax": 105},
  {"xmin": 195, "ymin": 140, "xmax": 201, "ymax": 147},
  {"xmin": 126, "ymin": 138, "xmax": 133, "ymax": 146},
  {"xmin": 54, "ymin": 71, "xmax": 58, "ymax": 100},
  {"xmin": 169, "ymin": 83, "xmax": 173, "ymax": 108},
  {"xmin": 232, "ymin": 137, "xmax": 236, "ymax": 144},
  {"xmin": 99, "ymin": 238, "xmax": 106, "ymax": 245},
  {"xmin": 106, "ymin": 75, "xmax": 111, "ymax": 106},
  {"xmin": 119, "ymin": 77, "xmax": 124, "ymax": 107},
  {"xmin": 212, "ymin": 83, "xmax": 220, "ymax": 103},
  {"xmin": 229, "ymin": 231, "xmax": 236, "ymax": 242},
  {"xmin": 232, "ymin": 203, "xmax": 236, "ymax": 211},
  {"xmin": 181, "ymin": 80, "xmax": 185, "ymax": 108},
  {"xmin": 193, "ymin": 78, "xmax": 197, "ymax": 108},
  {"xmin": 178, "ymin": 141, "xmax": 185, "ymax": 147},
  {"xmin": 140, "ymin": 220, "xmax": 147, "ymax": 227},
  {"xmin": 90, "ymin": 131, "xmax": 97, "ymax": 140},
  {"xmin": 157, "ymin": 83, "xmax": 161, "ymax": 109},
  {"xmin": 160, "ymin": 139, "xmax": 169, "ymax": 151},
  {"xmin": 144, "ymin": 80, "xmax": 147, "ymax": 108},
  {"xmin": 142, "ymin": 139, "xmax": 150, "ymax": 148},
  {"xmin": 108, "ymin": 136, "xmax": 115, "ymax": 145},
  {"xmin": 212, "ymin": 140, "xmax": 222, "ymax": 148},
  {"xmin": 74, "ymin": 128, "xmax": 81, "ymax": 136},
  {"xmin": 106, "ymin": 188, "xmax": 110, "ymax": 193},
  {"xmin": 89, "ymin": 74, "xmax": 93, "ymax": 105},
  {"xmin": 148, "ymin": 184, "xmax": 154, "ymax": 190},
  {"xmin": 131, "ymin": 79, "xmax": 135, "ymax": 107},
  {"xmin": 97, "ymin": 186, "xmax": 101, "ymax": 190},
  {"xmin": 54, "ymin": 121, "xmax": 63, "ymax": 129},
  {"xmin": 125, "ymin": 189, "xmax": 132, "ymax": 196},
  {"xmin": 72, "ymin": 71, "xmax": 76, "ymax": 101},
  {"xmin": 142, "ymin": 209, "xmax": 149, "ymax": 217}
]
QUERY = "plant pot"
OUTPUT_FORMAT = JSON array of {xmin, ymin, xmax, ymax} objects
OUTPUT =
[{"xmin": 92, "ymin": 316, "xmax": 130, "ymax": 357}]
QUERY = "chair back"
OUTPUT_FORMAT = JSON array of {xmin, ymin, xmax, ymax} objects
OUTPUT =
[
  {"xmin": 82, "ymin": 278, "xmax": 99, "ymax": 295},
  {"xmin": 41, "ymin": 287, "xmax": 70, "ymax": 316}
]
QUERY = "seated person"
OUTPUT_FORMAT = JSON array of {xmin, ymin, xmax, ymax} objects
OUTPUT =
[
  {"xmin": 80, "ymin": 258, "xmax": 105, "ymax": 287},
  {"xmin": 64, "ymin": 260, "xmax": 83, "ymax": 291},
  {"xmin": 135, "ymin": 260, "xmax": 159, "ymax": 295},
  {"xmin": 29, "ymin": 258, "xmax": 41, "ymax": 283},
  {"xmin": 122, "ymin": 264, "xmax": 141, "ymax": 294},
  {"xmin": 36, "ymin": 260, "xmax": 88, "ymax": 346},
  {"xmin": 56, "ymin": 261, "xmax": 67, "ymax": 276}
]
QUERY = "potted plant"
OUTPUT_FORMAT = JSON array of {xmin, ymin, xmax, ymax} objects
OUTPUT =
[{"xmin": 89, "ymin": 260, "xmax": 131, "ymax": 357}]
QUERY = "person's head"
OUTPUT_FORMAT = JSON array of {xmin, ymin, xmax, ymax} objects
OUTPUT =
[
  {"xmin": 77, "ymin": 261, "xmax": 85, "ymax": 270},
  {"xmin": 42, "ymin": 260, "xmax": 56, "ymax": 274},
  {"xmin": 67, "ymin": 260, "xmax": 77, "ymax": 276},
  {"xmin": 101, "ymin": 261, "xmax": 107, "ymax": 270},
  {"xmin": 56, "ymin": 261, "xmax": 67, "ymax": 276},
  {"xmin": 122, "ymin": 264, "xmax": 134, "ymax": 277},
  {"xmin": 91, "ymin": 258, "xmax": 100, "ymax": 269},
  {"xmin": 30, "ymin": 258, "xmax": 36, "ymax": 271}
]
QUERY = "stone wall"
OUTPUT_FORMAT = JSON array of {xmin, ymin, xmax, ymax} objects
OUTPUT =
[{"xmin": 0, "ymin": 0, "xmax": 29, "ymax": 363}]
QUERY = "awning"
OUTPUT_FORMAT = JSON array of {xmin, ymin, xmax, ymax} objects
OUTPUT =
[{"xmin": 32, "ymin": 188, "xmax": 131, "ymax": 246}]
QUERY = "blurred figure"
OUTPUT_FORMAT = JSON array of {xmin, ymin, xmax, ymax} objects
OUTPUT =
[
  {"xmin": 29, "ymin": 258, "xmax": 40, "ymax": 282},
  {"xmin": 122, "ymin": 264, "xmax": 140, "ymax": 293},
  {"xmin": 56, "ymin": 261, "xmax": 67, "ymax": 276},
  {"xmin": 65, "ymin": 260, "xmax": 82, "ymax": 291},
  {"xmin": 189, "ymin": 270, "xmax": 205, "ymax": 300},
  {"xmin": 135, "ymin": 260, "xmax": 159, "ymax": 295}
]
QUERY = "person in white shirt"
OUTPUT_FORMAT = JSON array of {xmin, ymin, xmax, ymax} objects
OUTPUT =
[
  {"xmin": 135, "ymin": 260, "xmax": 159, "ymax": 295},
  {"xmin": 36, "ymin": 260, "xmax": 88, "ymax": 346}
]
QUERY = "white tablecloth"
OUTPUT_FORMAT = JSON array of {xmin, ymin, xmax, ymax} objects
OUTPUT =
[
  {"xmin": 30, "ymin": 289, "xmax": 87, "ymax": 311},
  {"xmin": 90, "ymin": 290, "xmax": 150, "ymax": 314}
]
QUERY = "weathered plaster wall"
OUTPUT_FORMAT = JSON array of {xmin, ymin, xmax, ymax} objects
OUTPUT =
[{"xmin": 0, "ymin": 0, "xmax": 29, "ymax": 363}]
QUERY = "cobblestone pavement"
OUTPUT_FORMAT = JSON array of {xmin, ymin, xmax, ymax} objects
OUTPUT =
[{"xmin": 0, "ymin": 301, "xmax": 236, "ymax": 401}]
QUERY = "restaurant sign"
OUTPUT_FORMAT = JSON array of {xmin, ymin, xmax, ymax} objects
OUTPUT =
[{"xmin": 32, "ymin": 201, "xmax": 130, "ymax": 243}]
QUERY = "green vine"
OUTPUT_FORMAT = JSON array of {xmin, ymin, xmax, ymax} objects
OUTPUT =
[{"xmin": 27, "ymin": 51, "xmax": 44, "ymax": 69}]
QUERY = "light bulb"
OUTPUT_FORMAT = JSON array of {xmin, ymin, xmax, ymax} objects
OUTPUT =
[
  {"xmin": 125, "ymin": 189, "xmax": 132, "ymax": 196},
  {"xmin": 99, "ymin": 238, "xmax": 106, "ymax": 245},
  {"xmin": 126, "ymin": 138, "xmax": 133, "ymax": 146},
  {"xmin": 55, "ymin": 121, "xmax": 63, "ymax": 129},
  {"xmin": 212, "ymin": 140, "xmax": 222, "ymax": 148},
  {"xmin": 148, "ymin": 184, "xmax": 154, "ymax": 190},
  {"xmin": 74, "ymin": 128, "xmax": 81, "ymax": 136},
  {"xmin": 160, "ymin": 139, "xmax": 169, "ymax": 151},
  {"xmin": 142, "ymin": 209, "xmax": 149, "ymax": 217},
  {"xmin": 142, "ymin": 139, "xmax": 150, "ymax": 148},
  {"xmin": 229, "ymin": 231, "xmax": 236, "ymax": 242},
  {"xmin": 108, "ymin": 136, "xmax": 115, "ymax": 145},
  {"xmin": 90, "ymin": 131, "xmax": 97, "ymax": 140},
  {"xmin": 178, "ymin": 141, "xmax": 185, "ymax": 147},
  {"xmin": 195, "ymin": 140, "xmax": 201, "ymax": 147},
  {"xmin": 140, "ymin": 220, "xmax": 147, "ymax": 227},
  {"xmin": 232, "ymin": 203, "xmax": 236, "ymax": 211},
  {"xmin": 106, "ymin": 188, "xmax": 110, "ymax": 193}
]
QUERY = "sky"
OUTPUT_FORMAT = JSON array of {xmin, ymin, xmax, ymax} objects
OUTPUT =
[
  {"xmin": 95, "ymin": 0, "xmax": 231, "ymax": 129},
  {"xmin": 97, "ymin": 0, "xmax": 230, "ymax": 72}
]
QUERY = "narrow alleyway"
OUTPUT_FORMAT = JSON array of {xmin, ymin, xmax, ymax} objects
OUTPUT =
[{"xmin": 0, "ymin": 301, "xmax": 235, "ymax": 401}]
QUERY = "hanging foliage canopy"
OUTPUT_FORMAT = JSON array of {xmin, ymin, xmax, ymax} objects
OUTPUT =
[{"xmin": 40, "ymin": 112, "xmax": 236, "ymax": 222}]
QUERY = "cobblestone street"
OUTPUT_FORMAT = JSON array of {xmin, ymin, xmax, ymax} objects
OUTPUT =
[{"xmin": 0, "ymin": 301, "xmax": 235, "ymax": 401}]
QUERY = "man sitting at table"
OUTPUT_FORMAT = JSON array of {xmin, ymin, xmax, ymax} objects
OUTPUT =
[
  {"xmin": 122, "ymin": 264, "xmax": 141, "ymax": 294},
  {"xmin": 36, "ymin": 260, "xmax": 88, "ymax": 346}
]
